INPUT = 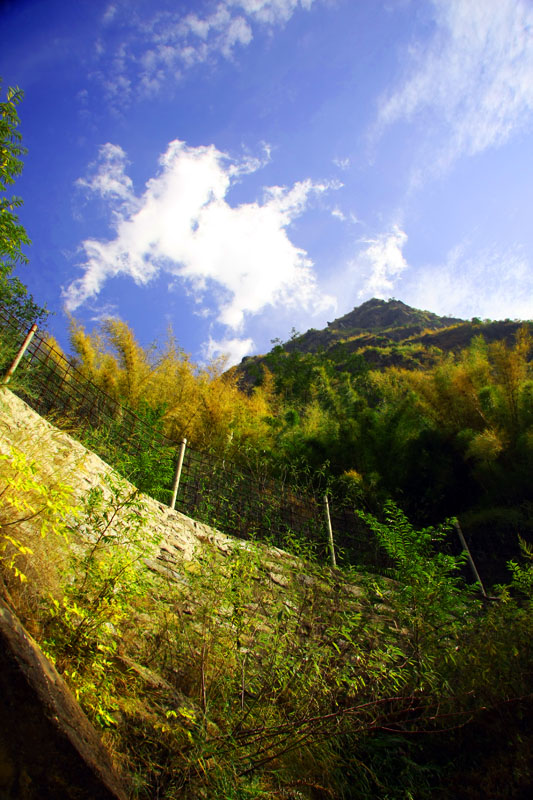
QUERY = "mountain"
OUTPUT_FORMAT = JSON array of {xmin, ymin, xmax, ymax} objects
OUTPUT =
[{"xmin": 236, "ymin": 298, "xmax": 529, "ymax": 382}]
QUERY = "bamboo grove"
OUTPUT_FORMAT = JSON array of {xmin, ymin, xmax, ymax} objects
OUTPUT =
[{"xmin": 53, "ymin": 313, "xmax": 533, "ymax": 584}]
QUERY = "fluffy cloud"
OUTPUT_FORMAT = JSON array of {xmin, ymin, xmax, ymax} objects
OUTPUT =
[
  {"xmin": 97, "ymin": 0, "xmax": 317, "ymax": 102},
  {"xmin": 66, "ymin": 139, "xmax": 334, "ymax": 343},
  {"xmin": 350, "ymin": 225, "xmax": 408, "ymax": 298},
  {"xmin": 376, "ymin": 0, "xmax": 533, "ymax": 175},
  {"xmin": 204, "ymin": 335, "xmax": 255, "ymax": 365}
]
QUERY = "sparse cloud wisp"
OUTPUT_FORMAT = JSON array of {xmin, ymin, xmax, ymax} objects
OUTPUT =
[
  {"xmin": 403, "ymin": 242, "xmax": 533, "ymax": 322},
  {"xmin": 376, "ymin": 0, "xmax": 533, "ymax": 176},
  {"xmin": 95, "ymin": 0, "xmax": 318, "ymax": 104},
  {"xmin": 353, "ymin": 224, "xmax": 408, "ymax": 298}
]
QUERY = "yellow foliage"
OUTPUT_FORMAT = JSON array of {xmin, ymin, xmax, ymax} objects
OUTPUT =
[
  {"xmin": 488, "ymin": 327, "xmax": 532, "ymax": 432},
  {"xmin": 43, "ymin": 334, "xmax": 66, "ymax": 362},
  {"xmin": 401, "ymin": 342, "xmax": 491, "ymax": 433},
  {"xmin": 300, "ymin": 398, "xmax": 328, "ymax": 438},
  {"xmin": 342, "ymin": 468, "xmax": 363, "ymax": 484},
  {"xmin": 69, "ymin": 316, "xmax": 104, "ymax": 380},
  {"xmin": 387, "ymin": 329, "xmax": 533, "ymax": 458},
  {"xmin": 67, "ymin": 317, "xmax": 276, "ymax": 456},
  {"xmin": 0, "ymin": 439, "xmax": 78, "ymax": 610},
  {"xmin": 466, "ymin": 429, "xmax": 505, "ymax": 463},
  {"xmin": 101, "ymin": 318, "xmax": 152, "ymax": 405},
  {"xmin": 368, "ymin": 367, "xmax": 413, "ymax": 403}
]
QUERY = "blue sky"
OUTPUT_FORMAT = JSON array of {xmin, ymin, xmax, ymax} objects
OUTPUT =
[{"xmin": 2, "ymin": 0, "xmax": 533, "ymax": 365}]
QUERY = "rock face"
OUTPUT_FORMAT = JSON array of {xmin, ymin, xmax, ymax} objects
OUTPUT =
[
  {"xmin": 0, "ymin": 599, "xmax": 127, "ymax": 800},
  {"xmin": 271, "ymin": 297, "xmax": 465, "ymax": 356},
  {"xmin": 0, "ymin": 386, "xmax": 295, "ymax": 798},
  {"xmin": 323, "ymin": 297, "xmax": 463, "ymax": 333}
]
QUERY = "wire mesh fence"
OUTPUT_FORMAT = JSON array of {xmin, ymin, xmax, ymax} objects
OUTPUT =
[
  {"xmin": 0, "ymin": 307, "xmax": 171, "ymax": 452},
  {"xmin": 177, "ymin": 445, "xmax": 327, "ymax": 553},
  {"xmin": 0, "ymin": 307, "xmax": 390, "ymax": 568},
  {"xmin": 0, "ymin": 309, "xmax": 327, "ymax": 551}
]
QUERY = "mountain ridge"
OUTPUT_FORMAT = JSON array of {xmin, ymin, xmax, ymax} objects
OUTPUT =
[{"xmin": 235, "ymin": 297, "xmax": 530, "ymax": 382}]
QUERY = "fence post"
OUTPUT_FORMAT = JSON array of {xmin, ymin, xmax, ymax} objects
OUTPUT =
[
  {"xmin": 324, "ymin": 494, "xmax": 337, "ymax": 568},
  {"xmin": 2, "ymin": 323, "xmax": 38, "ymax": 385},
  {"xmin": 454, "ymin": 518, "xmax": 487, "ymax": 598},
  {"xmin": 170, "ymin": 438, "xmax": 187, "ymax": 511}
]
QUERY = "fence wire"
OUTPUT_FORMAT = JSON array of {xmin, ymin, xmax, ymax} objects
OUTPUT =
[
  {"xmin": 0, "ymin": 310, "xmax": 332, "ymax": 553},
  {"xmin": 0, "ymin": 308, "xmax": 393, "ymax": 569},
  {"xmin": 177, "ymin": 445, "xmax": 326, "ymax": 551},
  {"xmin": 0, "ymin": 308, "xmax": 171, "ymax": 451}
]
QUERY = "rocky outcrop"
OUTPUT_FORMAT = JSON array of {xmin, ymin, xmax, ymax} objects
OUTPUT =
[
  {"xmin": 233, "ymin": 298, "xmax": 531, "ymax": 383},
  {"xmin": 0, "ymin": 598, "xmax": 127, "ymax": 800},
  {"xmin": 0, "ymin": 386, "xmax": 244, "ymax": 565}
]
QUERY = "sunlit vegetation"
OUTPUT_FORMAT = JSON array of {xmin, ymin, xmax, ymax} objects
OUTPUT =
[
  {"xmin": 3, "ymin": 427, "xmax": 533, "ymax": 799},
  {"xmin": 3, "ymin": 300, "xmax": 533, "ymax": 796},
  {"xmin": 68, "ymin": 316, "xmax": 276, "ymax": 456},
  {"xmin": 56, "ymin": 308, "xmax": 533, "ymax": 586}
]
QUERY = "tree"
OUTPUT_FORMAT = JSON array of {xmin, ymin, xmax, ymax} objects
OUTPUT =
[
  {"xmin": 68, "ymin": 316, "xmax": 276, "ymax": 456},
  {"xmin": 0, "ymin": 80, "xmax": 45, "ymax": 323}
]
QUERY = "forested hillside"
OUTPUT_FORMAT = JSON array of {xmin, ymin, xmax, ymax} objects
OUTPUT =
[
  {"xmin": 30, "ymin": 297, "xmax": 531, "ymax": 586},
  {"xmin": 232, "ymin": 298, "xmax": 533, "ymax": 583},
  {"xmin": 237, "ymin": 297, "xmax": 526, "ymax": 373}
]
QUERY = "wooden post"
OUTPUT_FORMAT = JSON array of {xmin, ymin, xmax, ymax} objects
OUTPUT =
[
  {"xmin": 454, "ymin": 518, "xmax": 487, "ymax": 598},
  {"xmin": 324, "ymin": 494, "xmax": 337, "ymax": 568},
  {"xmin": 170, "ymin": 439, "xmax": 187, "ymax": 510},
  {"xmin": 2, "ymin": 323, "xmax": 38, "ymax": 384}
]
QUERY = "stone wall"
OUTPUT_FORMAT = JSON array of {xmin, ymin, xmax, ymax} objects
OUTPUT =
[{"xmin": 0, "ymin": 386, "xmax": 306, "ymax": 582}]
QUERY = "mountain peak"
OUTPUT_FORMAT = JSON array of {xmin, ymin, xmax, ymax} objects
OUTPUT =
[
  {"xmin": 325, "ymin": 298, "xmax": 462, "ymax": 332},
  {"xmin": 233, "ymin": 298, "xmax": 529, "ymax": 386}
]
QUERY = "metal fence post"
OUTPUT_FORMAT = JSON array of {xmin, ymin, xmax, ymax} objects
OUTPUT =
[
  {"xmin": 170, "ymin": 438, "xmax": 187, "ymax": 510},
  {"xmin": 324, "ymin": 494, "xmax": 337, "ymax": 568},
  {"xmin": 2, "ymin": 323, "xmax": 38, "ymax": 385},
  {"xmin": 454, "ymin": 518, "xmax": 487, "ymax": 598}
]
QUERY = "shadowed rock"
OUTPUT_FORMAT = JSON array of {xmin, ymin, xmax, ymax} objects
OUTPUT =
[{"xmin": 0, "ymin": 599, "xmax": 127, "ymax": 800}]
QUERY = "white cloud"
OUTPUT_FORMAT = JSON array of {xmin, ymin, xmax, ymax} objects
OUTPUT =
[
  {"xmin": 76, "ymin": 143, "xmax": 136, "ymax": 211},
  {"xmin": 330, "ymin": 207, "xmax": 361, "ymax": 226},
  {"xmin": 333, "ymin": 157, "xmax": 350, "ymax": 171},
  {"xmin": 350, "ymin": 224, "xmax": 408, "ymax": 297},
  {"xmin": 95, "ymin": 0, "xmax": 317, "ymax": 104},
  {"xmin": 102, "ymin": 4, "xmax": 117, "ymax": 25},
  {"xmin": 89, "ymin": 304, "xmax": 121, "ymax": 324},
  {"xmin": 234, "ymin": 0, "xmax": 314, "ymax": 25},
  {"xmin": 66, "ymin": 139, "xmax": 335, "ymax": 341},
  {"xmin": 376, "ymin": 0, "xmax": 533, "ymax": 175},
  {"xmin": 402, "ymin": 242, "xmax": 533, "ymax": 322},
  {"xmin": 331, "ymin": 207, "xmax": 346, "ymax": 222},
  {"xmin": 204, "ymin": 335, "xmax": 255, "ymax": 365}
]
